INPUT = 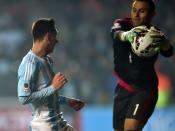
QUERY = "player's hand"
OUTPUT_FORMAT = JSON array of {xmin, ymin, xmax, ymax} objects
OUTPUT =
[
  {"xmin": 149, "ymin": 26, "xmax": 166, "ymax": 52},
  {"xmin": 52, "ymin": 73, "xmax": 67, "ymax": 90},
  {"xmin": 119, "ymin": 27, "xmax": 143, "ymax": 43},
  {"xmin": 68, "ymin": 99, "xmax": 85, "ymax": 111},
  {"xmin": 120, "ymin": 25, "xmax": 148, "ymax": 43},
  {"xmin": 123, "ymin": 30, "xmax": 137, "ymax": 43},
  {"xmin": 149, "ymin": 26, "xmax": 164, "ymax": 43}
]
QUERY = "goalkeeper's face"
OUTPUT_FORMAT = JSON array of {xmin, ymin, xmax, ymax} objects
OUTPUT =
[{"xmin": 131, "ymin": 1, "xmax": 155, "ymax": 27}]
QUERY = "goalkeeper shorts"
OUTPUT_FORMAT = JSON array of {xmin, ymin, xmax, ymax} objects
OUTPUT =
[{"xmin": 113, "ymin": 84, "xmax": 158, "ymax": 130}]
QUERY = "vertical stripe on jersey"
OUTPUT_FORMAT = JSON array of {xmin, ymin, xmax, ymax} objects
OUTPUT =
[{"xmin": 24, "ymin": 55, "xmax": 34, "ymax": 81}]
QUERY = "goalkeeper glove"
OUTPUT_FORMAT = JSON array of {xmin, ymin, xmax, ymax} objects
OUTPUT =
[
  {"xmin": 120, "ymin": 30, "xmax": 136, "ymax": 43},
  {"xmin": 149, "ymin": 26, "xmax": 165, "ymax": 53},
  {"xmin": 118, "ymin": 26, "xmax": 146, "ymax": 43}
]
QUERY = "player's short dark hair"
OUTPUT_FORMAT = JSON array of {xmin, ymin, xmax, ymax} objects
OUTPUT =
[
  {"xmin": 133, "ymin": 0, "xmax": 155, "ymax": 12},
  {"xmin": 31, "ymin": 18, "xmax": 57, "ymax": 41}
]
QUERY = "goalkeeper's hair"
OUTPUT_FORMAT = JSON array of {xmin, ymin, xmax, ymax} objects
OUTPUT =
[
  {"xmin": 133, "ymin": 0, "xmax": 155, "ymax": 12},
  {"xmin": 31, "ymin": 18, "xmax": 57, "ymax": 42}
]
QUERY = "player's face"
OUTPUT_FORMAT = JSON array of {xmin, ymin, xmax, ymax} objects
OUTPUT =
[
  {"xmin": 131, "ymin": 1, "xmax": 154, "ymax": 27},
  {"xmin": 45, "ymin": 32, "xmax": 58, "ymax": 54}
]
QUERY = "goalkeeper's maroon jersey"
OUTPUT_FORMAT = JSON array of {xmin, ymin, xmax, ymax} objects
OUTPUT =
[{"xmin": 110, "ymin": 18, "xmax": 173, "ymax": 92}]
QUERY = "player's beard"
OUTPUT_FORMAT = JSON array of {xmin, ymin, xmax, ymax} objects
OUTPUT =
[
  {"xmin": 45, "ymin": 45, "xmax": 53, "ymax": 55},
  {"xmin": 47, "ymin": 42, "xmax": 56, "ymax": 54}
]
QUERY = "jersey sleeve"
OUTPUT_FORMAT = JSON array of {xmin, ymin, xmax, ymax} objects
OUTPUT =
[
  {"xmin": 111, "ymin": 18, "xmax": 132, "ymax": 40},
  {"xmin": 160, "ymin": 44, "xmax": 174, "ymax": 57},
  {"xmin": 58, "ymin": 95, "xmax": 68, "ymax": 105},
  {"xmin": 18, "ymin": 56, "xmax": 57, "ymax": 105},
  {"xmin": 18, "ymin": 85, "xmax": 56, "ymax": 105},
  {"xmin": 58, "ymin": 95, "xmax": 76, "ymax": 105},
  {"xmin": 18, "ymin": 57, "xmax": 38, "ymax": 97}
]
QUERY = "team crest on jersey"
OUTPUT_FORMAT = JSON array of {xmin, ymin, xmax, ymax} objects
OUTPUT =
[{"xmin": 24, "ymin": 83, "xmax": 30, "ymax": 92}]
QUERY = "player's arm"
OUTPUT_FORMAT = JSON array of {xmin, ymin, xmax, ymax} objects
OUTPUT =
[
  {"xmin": 18, "ymin": 60, "xmax": 67, "ymax": 105},
  {"xmin": 111, "ymin": 19, "xmax": 123, "ymax": 40},
  {"xmin": 18, "ymin": 85, "xmax": 56, "ymax": 105},
  {"xmin": 111, "ymin": 18, "xmax": 135, "ymax": 42},
  {"xmin": 18, "ymin": 73, "xmax": 67, "ymax": 105},
  {"xmin": 59, "ymin": 96, "xmax": 85, "ymax": 111},
  {"xmin": 116, "ymin": 30, "xmax": 136, "ymax": 43},
  {"xmin": 18, "ymin": 60, "xmax": 52, "ymax": 105},
  {"xmin": 111, "ymin": 25, "xmax": 136, "ymax": 43},
  {"xmin": 159, "ymin": 38, "xmax": 173, "ymax": 57}
]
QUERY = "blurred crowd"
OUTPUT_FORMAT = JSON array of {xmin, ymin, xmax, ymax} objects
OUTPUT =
[{"xmin": 0, "ymin": 0, "xmax": 175, "ymax": 106}]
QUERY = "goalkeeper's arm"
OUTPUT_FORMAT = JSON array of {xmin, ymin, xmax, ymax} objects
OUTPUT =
[
  {"xmin": 116, "ymin": 30, "xmax": 136, "ymax": 43},
  {"xmin": 111, "ymin": 18, "xmax": 135, "ymax": 42},
  {"xmin": 160, "ymin": 38, "xmax": 173, "ymax": 57}
]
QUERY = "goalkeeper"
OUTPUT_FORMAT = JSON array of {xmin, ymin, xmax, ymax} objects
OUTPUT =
[{"xmin": 110, "ymin": 0, "xmax": 173, "ymax": 131}]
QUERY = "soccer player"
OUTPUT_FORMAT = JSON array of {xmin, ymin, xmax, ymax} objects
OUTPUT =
[
  {"xmin": 17, "ymin": 18, "xmax": 85, "ymax": 131},
  {"xmin": 110, "ymin": 0, "xmax": 173, "ymax": 131}
]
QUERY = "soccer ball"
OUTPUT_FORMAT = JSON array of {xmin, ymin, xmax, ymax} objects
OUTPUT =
[{"xmin": 131, "ymin": 25, "xmax": 162, "ymax": 57}]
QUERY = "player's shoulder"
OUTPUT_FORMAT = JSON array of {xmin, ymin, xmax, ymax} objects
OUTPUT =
[
  {"xmin": 21, "ymin": 51, "xmax": 39, "ymax": 66},
  {"xmin": 113, "ymin": 18, "xmax": 132, "ymax": 24},
  {"xmin": 18, "ymin": 52, "xmax": 39, "ymax": 74},
  {"xmin": 112, "ymin": 18, "xmax": 132, "ymax": 31}
]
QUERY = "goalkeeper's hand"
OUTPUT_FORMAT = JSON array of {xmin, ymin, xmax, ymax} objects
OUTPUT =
[
  {"xmin": 149, "ymin": 26, "xmax": 166, "ymax": 53},
  {"xmin": 119, "ymin": 30, "xmax": 136, "ymax": 43},
  {"xmin": 117, "ymin": 26, "xmax": 146, "ymax": 43}
]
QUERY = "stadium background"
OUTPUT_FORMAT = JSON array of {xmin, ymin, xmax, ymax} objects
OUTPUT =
[{"xmin": 0, "ymin": 0, "xmax": 175, "ymax": 130}]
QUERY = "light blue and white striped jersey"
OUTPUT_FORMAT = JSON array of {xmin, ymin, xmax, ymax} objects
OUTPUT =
[{"xmin": 18, "ymin": 50, "xmax": 67, "ymax": 130}]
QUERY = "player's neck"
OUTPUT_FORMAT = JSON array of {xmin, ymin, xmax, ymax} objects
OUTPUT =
[{"xmin": 32, "ymin": 42, "xmax": 46, "ymax": 58}]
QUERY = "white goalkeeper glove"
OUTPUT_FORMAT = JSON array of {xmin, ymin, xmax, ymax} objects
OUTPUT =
[
  {"xmin": 119, "ymin": 30, "xmax": 136, "ymax": 43},
  {"xmin": 118, "ymin": 26, "xmax": 147, "ymax": 43},
  {"xmin": 149, "ymin": 26, "xmax": 166, "ymax": 52}
]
